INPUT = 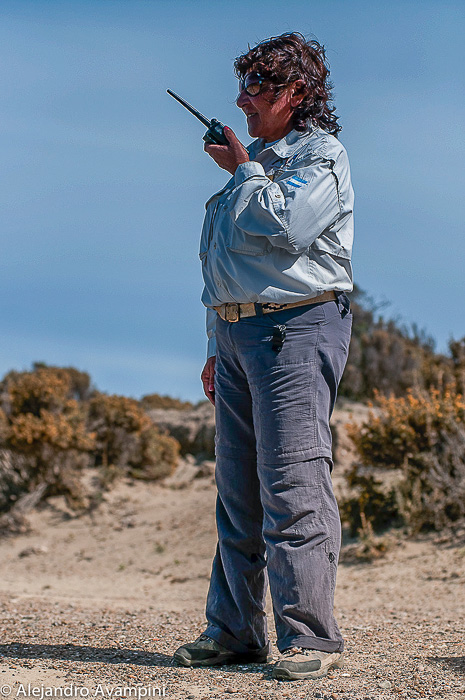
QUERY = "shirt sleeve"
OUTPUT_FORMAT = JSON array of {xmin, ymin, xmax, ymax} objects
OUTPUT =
[
  {"xmin": 206, "ymin": 307, "xmax": 217, "ymax": 358},
  {"xmin": 227, "ymin": 155, "xmax": 343, "ymax": 254}
]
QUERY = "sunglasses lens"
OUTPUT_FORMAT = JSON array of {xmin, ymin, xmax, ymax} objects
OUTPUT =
[
  {"xmin": 239, "ymin": 72, "xmax": 263, "ymax": 96},
  {"xmin": 245, "ymin": 82, "xmax": 261, "ymax": 96}
]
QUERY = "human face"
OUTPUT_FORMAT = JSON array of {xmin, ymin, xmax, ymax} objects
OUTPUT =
[{"xmin": 236, "ymin": 72, "xmax": 302, "ymax": 142}]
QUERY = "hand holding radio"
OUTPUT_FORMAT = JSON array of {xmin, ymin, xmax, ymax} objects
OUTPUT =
[
  {"xmin": 204, "ymin": 126, "xmax": 249, "ymax": 174},
  {"xmin": 167, "ymin": 89, "xmax": 249, "ymax": 173},
  {"xmin": 167, "ymin": 89, "xmax": 230, "ymax": 145}
]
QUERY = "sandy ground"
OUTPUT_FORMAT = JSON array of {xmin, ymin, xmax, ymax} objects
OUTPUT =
[{"xmin": 0, "ymin": 461, "xmax": 464, "ymax": 700}]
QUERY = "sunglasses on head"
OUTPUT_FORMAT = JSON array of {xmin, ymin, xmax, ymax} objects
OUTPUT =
[{"xmin": 238, "ymin": 72, "xmax": 267, "ymax": 97}]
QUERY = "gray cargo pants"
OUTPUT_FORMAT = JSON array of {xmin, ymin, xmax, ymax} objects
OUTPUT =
[{"xmin": 204, "ymin": 294, "xmax": 352, "ymax": 654}]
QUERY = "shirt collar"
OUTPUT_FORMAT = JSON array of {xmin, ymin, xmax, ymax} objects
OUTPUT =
[{"xmin": 247, "ymin": 121, "xmax": 316, "ymax": 160}]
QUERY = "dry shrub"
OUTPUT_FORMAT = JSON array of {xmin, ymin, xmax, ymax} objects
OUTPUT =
[
  {"xmin": 0, "ymin": 367, "xmax": 95, "ymax": 512},
  {"xmin": 341, "ymin": 464, "xmax": 399, "ymax": 537},
  {"xmin": 87, "ymin": 392, "xmax": 179, "ymax": 482},
  {"xmin": 397, "ymin": 422, "xmax": 465, "ymax": 531},
  {"xmin": 31, "ymin": 363, "xmax": 93, "ymax": 401},
  {"xmin": 0, "ymin": 448, "xmax": 31, "ymax": 515},
  {"xmin": 449, "ymin": 337, "xmax": 465, "ymax": 396},
  {"xmin": 339, "ymin": 286, "xmax": 463, "ymax": 401},
  {"xmin": 340, "ymin": 512, "xmax": 393, "ymax": 563},
  {"xmin": 0, "ymin": 365, "xmax": 182, "ymax": 528},
  {"xmin": 140, "ymin": 393, "xmax": 193, "ymax": 411},
  {"xmin": 342, "ymin": 385, "xmax": 465, "ymax": 534}
]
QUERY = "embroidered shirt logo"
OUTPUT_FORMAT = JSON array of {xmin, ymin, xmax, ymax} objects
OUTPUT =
[{"xmin": 287, "ymin": 175, "xmax": 308, "ymax": 189}]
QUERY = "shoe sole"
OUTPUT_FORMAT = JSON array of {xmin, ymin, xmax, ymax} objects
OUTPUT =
[
  {"xmin": 173, "ymin": 651, "xmax": 272, "ymax": 668},
  {"xmin": 272, "ymin": 658, "xmax": 344, "ymax": 681}
]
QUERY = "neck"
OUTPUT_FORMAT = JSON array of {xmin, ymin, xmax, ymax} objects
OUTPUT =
[{"xmin": 264, "ymin": 123, "xmax": 294, "ymax": 142}]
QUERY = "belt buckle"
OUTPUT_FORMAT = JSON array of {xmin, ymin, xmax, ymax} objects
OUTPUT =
[{"xmin": 225, "ymin": 303, "xmax": 240, "ymax": 322}]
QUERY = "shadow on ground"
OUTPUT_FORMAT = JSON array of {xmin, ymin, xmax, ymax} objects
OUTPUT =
[
  {"xmin": 0, "ymin": 643, "xmax": 172, "ymax": 667},
  {"xmin": 427, "ymin": 656, "xmax": 465, "ymax": 676},
  {"xmin": 0, "ymin": 643, "xmax": 272, "ymax": 676}
]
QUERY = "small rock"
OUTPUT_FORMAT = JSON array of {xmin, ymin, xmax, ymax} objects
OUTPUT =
[
  {"xmin": 162, "ymin": 457, "xmax": 202, "ymax": 489},
  {"xmin": 225, "ymin": 688, "xmax": 239, "ymax": 694},
  {"xmin": 195, "ymin": 459, "xmax": 216, "ymax": 479},
  {"xmin": 18, "ymin": 545, "xmax": 48, "ymax": 557},
  {"xmin": 149, "ymin": 403, "xmax": 215, "ymax": 457},
  {"xmin": 120, "ymin": 516, "xmax": 136, "ymax": 528},
  {"xmin": 378, "ymin": 680, "xmax": 392, "ymax": 689},
  {"xmin": 417, "ymin": 664, "xmax": 425, "ymax": 672}
]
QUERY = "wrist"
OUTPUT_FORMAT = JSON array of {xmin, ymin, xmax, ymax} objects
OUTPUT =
[{"xmin": 231, "ymin": 155, "xmax": 249, "ymax": 174}]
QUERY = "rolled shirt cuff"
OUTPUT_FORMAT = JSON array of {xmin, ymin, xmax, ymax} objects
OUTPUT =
[
  {"xmin": 234, "ymin": 160, "xmax": 267, "ymax": 186},
  {"xmin": 207, "ymin": 335, "xmax": 217, "ymax": 359}
]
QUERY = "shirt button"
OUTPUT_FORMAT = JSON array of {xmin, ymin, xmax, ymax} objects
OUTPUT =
[{"xmin": 213, "ymin": 243, "xmax": 217, "ymax": 249}]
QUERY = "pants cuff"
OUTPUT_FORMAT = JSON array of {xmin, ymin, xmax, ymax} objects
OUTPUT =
[
  {"xmin": 277, "ymin": 634, "xmax": 344, "ymax": 654},
  {"xmin": 204, "ymin": 624, "xmax": 270, "ymax": 655}
]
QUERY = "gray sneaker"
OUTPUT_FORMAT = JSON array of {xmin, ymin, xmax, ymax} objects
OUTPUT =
[
  {"xmin": 272, "ymin": 647, "xmax": 344, "ymax": 680},
  {"xmin": 173, "ymin": 634, "xmax": 271, "ymax": 668}
]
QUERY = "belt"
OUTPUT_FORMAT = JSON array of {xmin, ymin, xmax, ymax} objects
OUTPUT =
[{"xmin": 214, "ymin": 290, "xmax": 337, "ymax": 322}]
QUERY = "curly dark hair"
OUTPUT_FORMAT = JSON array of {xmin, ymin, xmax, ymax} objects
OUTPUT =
[{"xmin": 234, "ymin": 32, "xmax": 341, "ymax": 137}]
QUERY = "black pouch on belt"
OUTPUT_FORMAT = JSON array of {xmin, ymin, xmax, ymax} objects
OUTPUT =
[
  {"xmin": 335, "ymin": 292, "xmax": 351, "ymax": 318},
  {"xmin": 271, "ymin": 325, "xmax": 286, "ymax": 353}
]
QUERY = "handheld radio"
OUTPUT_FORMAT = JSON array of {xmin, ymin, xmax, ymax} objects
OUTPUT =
[{"xmin": 166, "ymin": 89, "xmax": 229, "ymax": 146}]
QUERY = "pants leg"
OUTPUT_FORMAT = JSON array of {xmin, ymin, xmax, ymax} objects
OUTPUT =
[
  {"xmin": 204, "ymin": 321, "xmax": 269, "ymax": 654},
  {"xmin": 259, "ymin": 456, "xmax": 343, "ymax": 652},
  {"xmin": 204, "ymin": 297, "xmax": 352, "ymax": 654}
]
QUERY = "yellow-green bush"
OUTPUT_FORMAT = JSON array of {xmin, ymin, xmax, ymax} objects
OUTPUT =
[
  {"xmin": 341, "ymin": 465, "xmax": 399, "ymax": 537},
  {"xmin": 348, "ymin": 387, "xmax": 465, "ymax": 468},
  {"xmin": 339, "ymin": 286, "xmax": 462, "ymax": 401},
  {"xmin": 342, "ymin": 385, "xmax": 465, "ymax": 534},
  {"xmin": 0, "ymin": 365, "xmax": 181, "ymax": 522},
  {"xmin": 0, "ymin": 367, "xmax": 95, "ymax": 511},
  {"xmin": 140, "ymin": 393, "xmax": 193, "ymax": 411},
  {"xmin": 31, "ymin": 362, "xmax": 93, "ymax": 401},
  {"xmin": 87, "ymin": 392, "xmax": 179, "ymax": 481}
]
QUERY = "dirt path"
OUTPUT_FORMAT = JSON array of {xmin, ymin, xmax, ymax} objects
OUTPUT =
[{"xmin": 0, "ymin": 473, "xmax": 464, "ymax": 699}]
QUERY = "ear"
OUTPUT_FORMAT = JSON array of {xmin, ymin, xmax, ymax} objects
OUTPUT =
[{"xmin": 290, "ymin": 80, "xmax": 306, "ymax": 108}]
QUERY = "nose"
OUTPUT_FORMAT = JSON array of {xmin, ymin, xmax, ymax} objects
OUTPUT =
[{"xmin": 236, "ymin": 90, "xmax": 250, "ymax": 109}]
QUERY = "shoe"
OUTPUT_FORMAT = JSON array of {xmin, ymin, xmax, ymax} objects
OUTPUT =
[
  {"xmin": 272, "ymin": 647, "xmax": 344, "ymax": 680},
  {"xmin": 173, "ymin": 634, "xmax": 271, "ymax": 668}
]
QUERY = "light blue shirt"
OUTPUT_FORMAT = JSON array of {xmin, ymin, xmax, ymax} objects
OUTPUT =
[{"xmin": 200, "ymin": 123, "xmax": 354, "ymax": 358}]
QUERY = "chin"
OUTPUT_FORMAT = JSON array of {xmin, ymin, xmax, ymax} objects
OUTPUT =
[
  {"xmin": 248, "ymin": 127, "xmax": 266, "ymax": 139},
  {"xmin": 246, "ymin": 118, "xmax": 263, "ymax": 139}
]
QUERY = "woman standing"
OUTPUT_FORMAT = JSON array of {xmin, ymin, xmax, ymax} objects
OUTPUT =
[{"xmin": 174, "ymin": 32, "xmax": 354, "ymax": 681}]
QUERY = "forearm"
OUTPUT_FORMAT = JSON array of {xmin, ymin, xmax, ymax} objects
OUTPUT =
[{"xmin": 227, "ymin": 160, "xmax": 341, "ymax": 254}]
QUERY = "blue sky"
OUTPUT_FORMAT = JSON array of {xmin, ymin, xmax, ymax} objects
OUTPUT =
[{"xmin": 1, "ymin": 0, "xmax": 464, "ymax": 401}]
